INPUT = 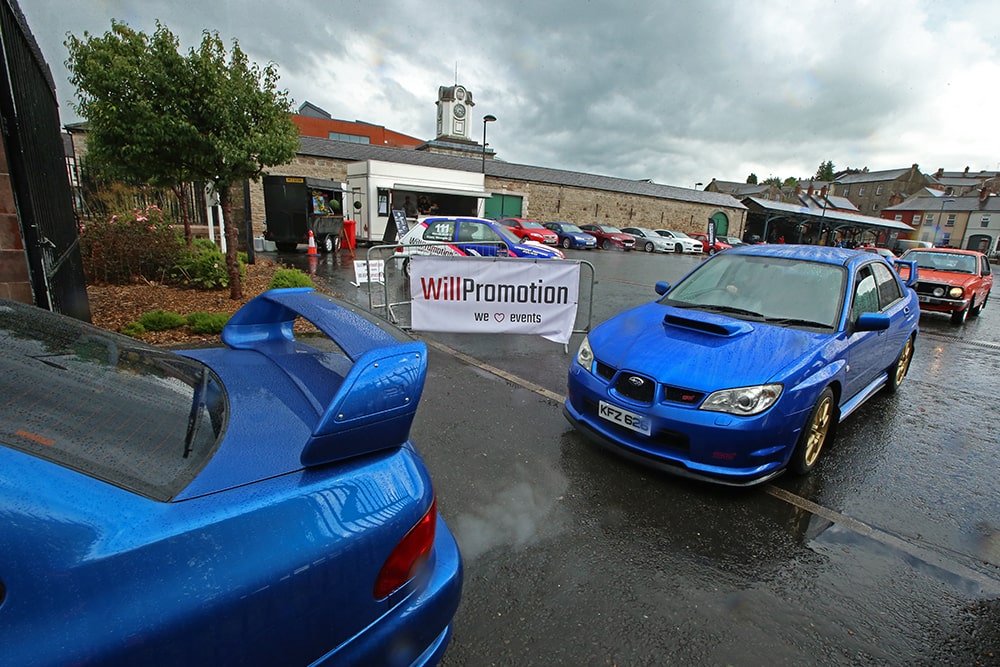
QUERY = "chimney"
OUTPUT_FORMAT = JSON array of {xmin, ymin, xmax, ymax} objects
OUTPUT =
[{"xmin": 935, "ymin": 167, "xmax": 944, "ymax": 179}]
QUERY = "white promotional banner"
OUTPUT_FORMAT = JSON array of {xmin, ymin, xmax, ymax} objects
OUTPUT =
[{"xmin": 410, "ymin": 255, "xmax": 581, "ymax": 344}]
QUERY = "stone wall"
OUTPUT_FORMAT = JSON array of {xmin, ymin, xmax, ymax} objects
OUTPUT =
[
  {"xmin": 504, "ymin": 179, "xmax": 744, "ymax": 236},
  {"xmin": 242, "ymin": 156, "xmax": 746, "ymax": 240}
]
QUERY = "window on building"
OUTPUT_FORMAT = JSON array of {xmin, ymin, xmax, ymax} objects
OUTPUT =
[
  {"xmin": 859, "ymin": 186, "xmax": 866, "ymax": 196},
  {"xmin": 982, "ymin": 215, "xmax": 991, "ymax": 228},
  {"xmin": 941, "ymin": 233, "xmax": 951, "ymax": 245},
  {"xmin": 945, "ymin": 214, "xmax": 955, "ymax": 227},
  {"xmin": 894, "ymin": 214, "xmax": 903, "ymax": 221},
  {"xmin": 328, "ymin": 132, "xmax": 371, "ymax": 144},
  {"xmin": 843, "ymin": 186, "xmax": 850, "ymax": 196},
  {"xmin": 925, "ymin": 213, "xmax": 935, "ymax": 226},
  {"xmin": 913, "ymin": 214, "xmax": 921, "ymax": 225},
  {"xmin": 876, "ymin": 185, "xmax": 884, "ymax": 195}
]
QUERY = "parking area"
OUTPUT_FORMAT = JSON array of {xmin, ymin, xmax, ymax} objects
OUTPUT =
[{"xmin": 281, "ymin": 247, "xmax": 1000, "ymax": 665}]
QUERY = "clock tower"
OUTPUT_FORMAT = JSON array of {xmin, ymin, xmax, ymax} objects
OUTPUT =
[{"xmin": 435, "ymin": 85, "xmax": 474, "ymax": 141}]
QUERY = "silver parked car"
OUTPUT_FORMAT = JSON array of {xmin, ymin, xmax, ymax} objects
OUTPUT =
[
  {"xmin": 652, "ymin": 229, "xmax": 703, "ymax": 254},
  {"xmin": 621, "ymin": 227, "xmax": 674, "ymax": 253}
]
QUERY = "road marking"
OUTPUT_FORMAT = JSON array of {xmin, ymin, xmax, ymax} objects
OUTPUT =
[{"xmin": 425, "ymin": 336, "xmax": 1000, "ymax": 594}]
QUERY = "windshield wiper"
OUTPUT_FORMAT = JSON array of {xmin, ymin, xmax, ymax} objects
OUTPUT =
[
  {"xmin": 765, "ymin": 317, "xmax": 830, "ymax": 328},
  {"xmin": 697, "ymin": 304, "xmax": 763, "ymax": 318},
  {"xmin": 183, "ymin": 369, "xmax": 209, "ymax": 459}
]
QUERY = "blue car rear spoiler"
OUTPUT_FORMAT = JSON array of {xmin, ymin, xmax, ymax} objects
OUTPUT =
[{"xmin": 222, "ymin": 288, "xmax": 427, "ymax": 466}]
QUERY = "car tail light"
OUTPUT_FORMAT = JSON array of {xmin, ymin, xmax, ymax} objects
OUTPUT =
[{"xmin": 373, "ymin": 497, "xmax": 437, "ymax": 599}]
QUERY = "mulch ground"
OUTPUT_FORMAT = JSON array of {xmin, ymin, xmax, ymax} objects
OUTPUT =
[{"xmin": 86, "ymin": 259, "xmax": 321, "ymax": 346}]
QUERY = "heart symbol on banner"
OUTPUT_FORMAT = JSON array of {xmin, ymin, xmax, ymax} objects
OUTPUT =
[{"xmin": 494, "ymin": 313, "xmax": 505, "ymax": 322}]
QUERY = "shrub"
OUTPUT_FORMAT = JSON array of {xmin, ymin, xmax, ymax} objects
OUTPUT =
[
  {"xmin": 138, "ymin": 309, "xmax": 186, "ymax": 331},
  {"xmin": 81, "ymin": 205, "xmax": 185, "ymax": 284},
  {"xmin": 186, "ymin": 311, "xmax": 231, "ymax": 334},
  {"xmin": 120, "ymin": 321, "xmax": 146, "ymax": 338},
  {"xmin": 269, "ymin": 268, "xmax": 314, "ymax": 289},
  {"xmin": 170, "ymin": 241, "xmax": 245, "ymax": 290}
]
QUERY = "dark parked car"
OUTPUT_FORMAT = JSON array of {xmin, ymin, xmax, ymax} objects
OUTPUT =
[
  {"xmin": 543, "ymin": 221, "xmax": 598, "ymax": 249},
  {"xmin": 580, "ymin": 224, "xmax": 636, "ymax": 251},
  {"xmin": 564, "ymin": 244, "xmax": 920, "ymax": 486},
  {"xmin": 0, "ymin": 291, "xmax": 462, "ymax": 666}
]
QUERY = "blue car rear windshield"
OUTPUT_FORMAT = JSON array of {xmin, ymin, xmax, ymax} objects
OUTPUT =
[{"xmin": 0, "ymin": 300, "xmax": 226, "ymax": 501}]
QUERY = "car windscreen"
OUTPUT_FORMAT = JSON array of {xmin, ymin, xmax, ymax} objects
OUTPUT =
[
  {"xmin": 906, "ymin": 251, "xmax": 977, "ymax": 274},
  {"xmin": 0, "ymin": 300, "xmax": 226, "ymax": 501},
  {"xmin": 662, "ymin": 254, "xmax": 847, "ymax": 330}
]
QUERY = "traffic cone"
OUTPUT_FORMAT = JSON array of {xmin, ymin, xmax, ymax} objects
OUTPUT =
[{"xmin": 307, "ymin": 230, "xmax": 318, "ymax": 256}]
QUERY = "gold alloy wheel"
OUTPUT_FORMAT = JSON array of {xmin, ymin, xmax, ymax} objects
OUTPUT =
[
  {"xmin": 803, "ymin": 395, "xmax": 833, "ymax": 467},
  {"xmin": 895, "ymin": 338, "xmax": 913, "ymax": 386}
]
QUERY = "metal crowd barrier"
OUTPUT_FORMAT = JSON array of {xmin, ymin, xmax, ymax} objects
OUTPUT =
[{"xmin": 356, "ymin": 243, "xmax": 596, "ymax": 340}]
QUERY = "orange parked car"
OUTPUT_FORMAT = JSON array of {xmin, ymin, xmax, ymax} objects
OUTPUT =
[{"xmin": 898, "ymin": 247, "xmax": 993, "ymax": 324}]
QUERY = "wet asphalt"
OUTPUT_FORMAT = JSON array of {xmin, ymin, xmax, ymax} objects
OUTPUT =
[{"xmin": 276, "ymin": 246, "xmax": 1000, "ymax": 666}]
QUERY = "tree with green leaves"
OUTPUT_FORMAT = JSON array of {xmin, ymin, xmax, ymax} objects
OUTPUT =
[
  {"xmin": 762, "ymin": 176, "xmax": 782, "ymax": 186},
  {"xmin": 747, "ymin": 173, "xmax": 758, "ymax": 184},
  {"xmin": 66, "ymin": 21, "xmax": 299, "ymax": 299},
  {"xmin": 783, "ymin": 176, "xmax": 799, "ymax": 188},
  {"xmin": 815, "ymin": 160, "xmax": 835, "ymax": 181},
  {"xmin": 67, "ymin": 22, "xmax": 202, "ymax": 244}
]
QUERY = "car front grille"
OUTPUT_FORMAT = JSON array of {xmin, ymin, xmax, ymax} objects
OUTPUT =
[
  {"xmin": 914, "ymin": 280, "xmax": 952, "ymax": 297},
  {"xmin": 614, "ymin": 372, "xmax": 655, "ymax": 402}
]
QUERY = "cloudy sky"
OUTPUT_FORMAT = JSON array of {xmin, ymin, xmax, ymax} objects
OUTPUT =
[{"xmin": 22, "ymin": 0, "xmax": 1000, "ymax": 190}]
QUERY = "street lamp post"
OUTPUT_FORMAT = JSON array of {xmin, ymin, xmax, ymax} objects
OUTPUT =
[
  {"xmin": 482, "ymin": 114, "xmax": 497, "ymax": 173},
  {"xmin": 936, "ymin": 197, "xmax": 956, "ymax": 246}
]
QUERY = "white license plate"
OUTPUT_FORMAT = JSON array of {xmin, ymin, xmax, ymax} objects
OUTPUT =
[{"xmin": 598, "ymin": 401, "xmax": 651, "ymax": 436}]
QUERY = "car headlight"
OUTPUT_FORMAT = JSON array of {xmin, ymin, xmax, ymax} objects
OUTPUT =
[
  {"xmin": 701, "ymin": 384, "xmax": 782, "ymax": 416},
  {"xmin": 576, "ymin": 336, "xmax": 594, "ymax": 371},
  {"xmin": 948, "ymin": 286, "xmax": 964, "ymax": 298}
]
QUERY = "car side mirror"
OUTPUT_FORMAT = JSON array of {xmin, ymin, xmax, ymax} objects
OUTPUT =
[
  {"xmin": 655, "ymin": 281, "xmax": 671, "ymax": 295},
  {"xmin": 854, "ymin": 312, "xmax": 890, "ymax": 332}
]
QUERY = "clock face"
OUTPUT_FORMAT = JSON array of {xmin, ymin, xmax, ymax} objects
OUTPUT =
[
  {"xmin": 456, "ymin": 87, "xmax": 466, "ymax": 100},
  {"xmin": 454, "ymin": 103, "xmax": 466, "ymax": 119}
]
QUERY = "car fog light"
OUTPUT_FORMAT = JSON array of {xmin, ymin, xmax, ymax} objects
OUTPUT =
[{"xmin": 932, "ymin": 287, "xmax": 945, "ymax": 297}]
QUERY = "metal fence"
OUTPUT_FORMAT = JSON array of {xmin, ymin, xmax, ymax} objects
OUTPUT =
[{"xmin": 0, "ymin": 0, "xmax": 90, "ymax": 319}]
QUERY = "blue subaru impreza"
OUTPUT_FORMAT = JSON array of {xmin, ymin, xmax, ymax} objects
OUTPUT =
[
  {"xmin": 565, "ymin": 244, "xmax": 920, "ymax": 486},
  {"xmin": 0, "ymin": 289, "xmax": 461, "ymax": 665}
]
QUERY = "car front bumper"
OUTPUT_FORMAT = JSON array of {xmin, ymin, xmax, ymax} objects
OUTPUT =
[
  {"xmin": 565, "ymin": 365, "xmax": 805, "ymax": 486},
  {"xmin": 917, "ymin": 294, "xmax": 968, "ymax": 313}
]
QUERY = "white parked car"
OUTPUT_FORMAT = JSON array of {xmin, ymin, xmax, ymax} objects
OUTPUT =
[
  {"xmin": 621, "ymin": 227, "xmax": 675, "ymax": 254},
  {"xmin": 652, "ymin": 229, "xmax": 703, "ymax": 254}
]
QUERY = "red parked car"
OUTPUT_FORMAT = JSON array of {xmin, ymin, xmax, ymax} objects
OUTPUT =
[
  {"xmin": 689, "ymin": 233, "xmax": 732, "ymax": 255},
  {"xmin": 498, "ymin": 218, "xmax": 559, "ymax": 245},
  {"xmin": 580, "ymin": 224, "xmax": 636, "ymax": 251},
  {"xmin": 898, "ymin": 247, "xmax": 993, "ymax": 324}
]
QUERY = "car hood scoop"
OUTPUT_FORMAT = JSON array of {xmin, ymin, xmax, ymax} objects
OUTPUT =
[{"xmin": 662, "ymin": 311, "xmax": 754, "ymax": 337}]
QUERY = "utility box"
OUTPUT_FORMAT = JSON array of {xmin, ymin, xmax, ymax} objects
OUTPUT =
[{"xmin": 263, "ymin": 176, "xmax": 346, "ymax": 252}]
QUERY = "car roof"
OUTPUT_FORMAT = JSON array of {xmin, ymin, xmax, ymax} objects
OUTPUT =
[
  {"xmin": 726, "ymin": 243, "xmax": 870, "ymax": 266},
  {"xmin": 903, "ymin": 247, "xmax": 983, "ymax": 257}
]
